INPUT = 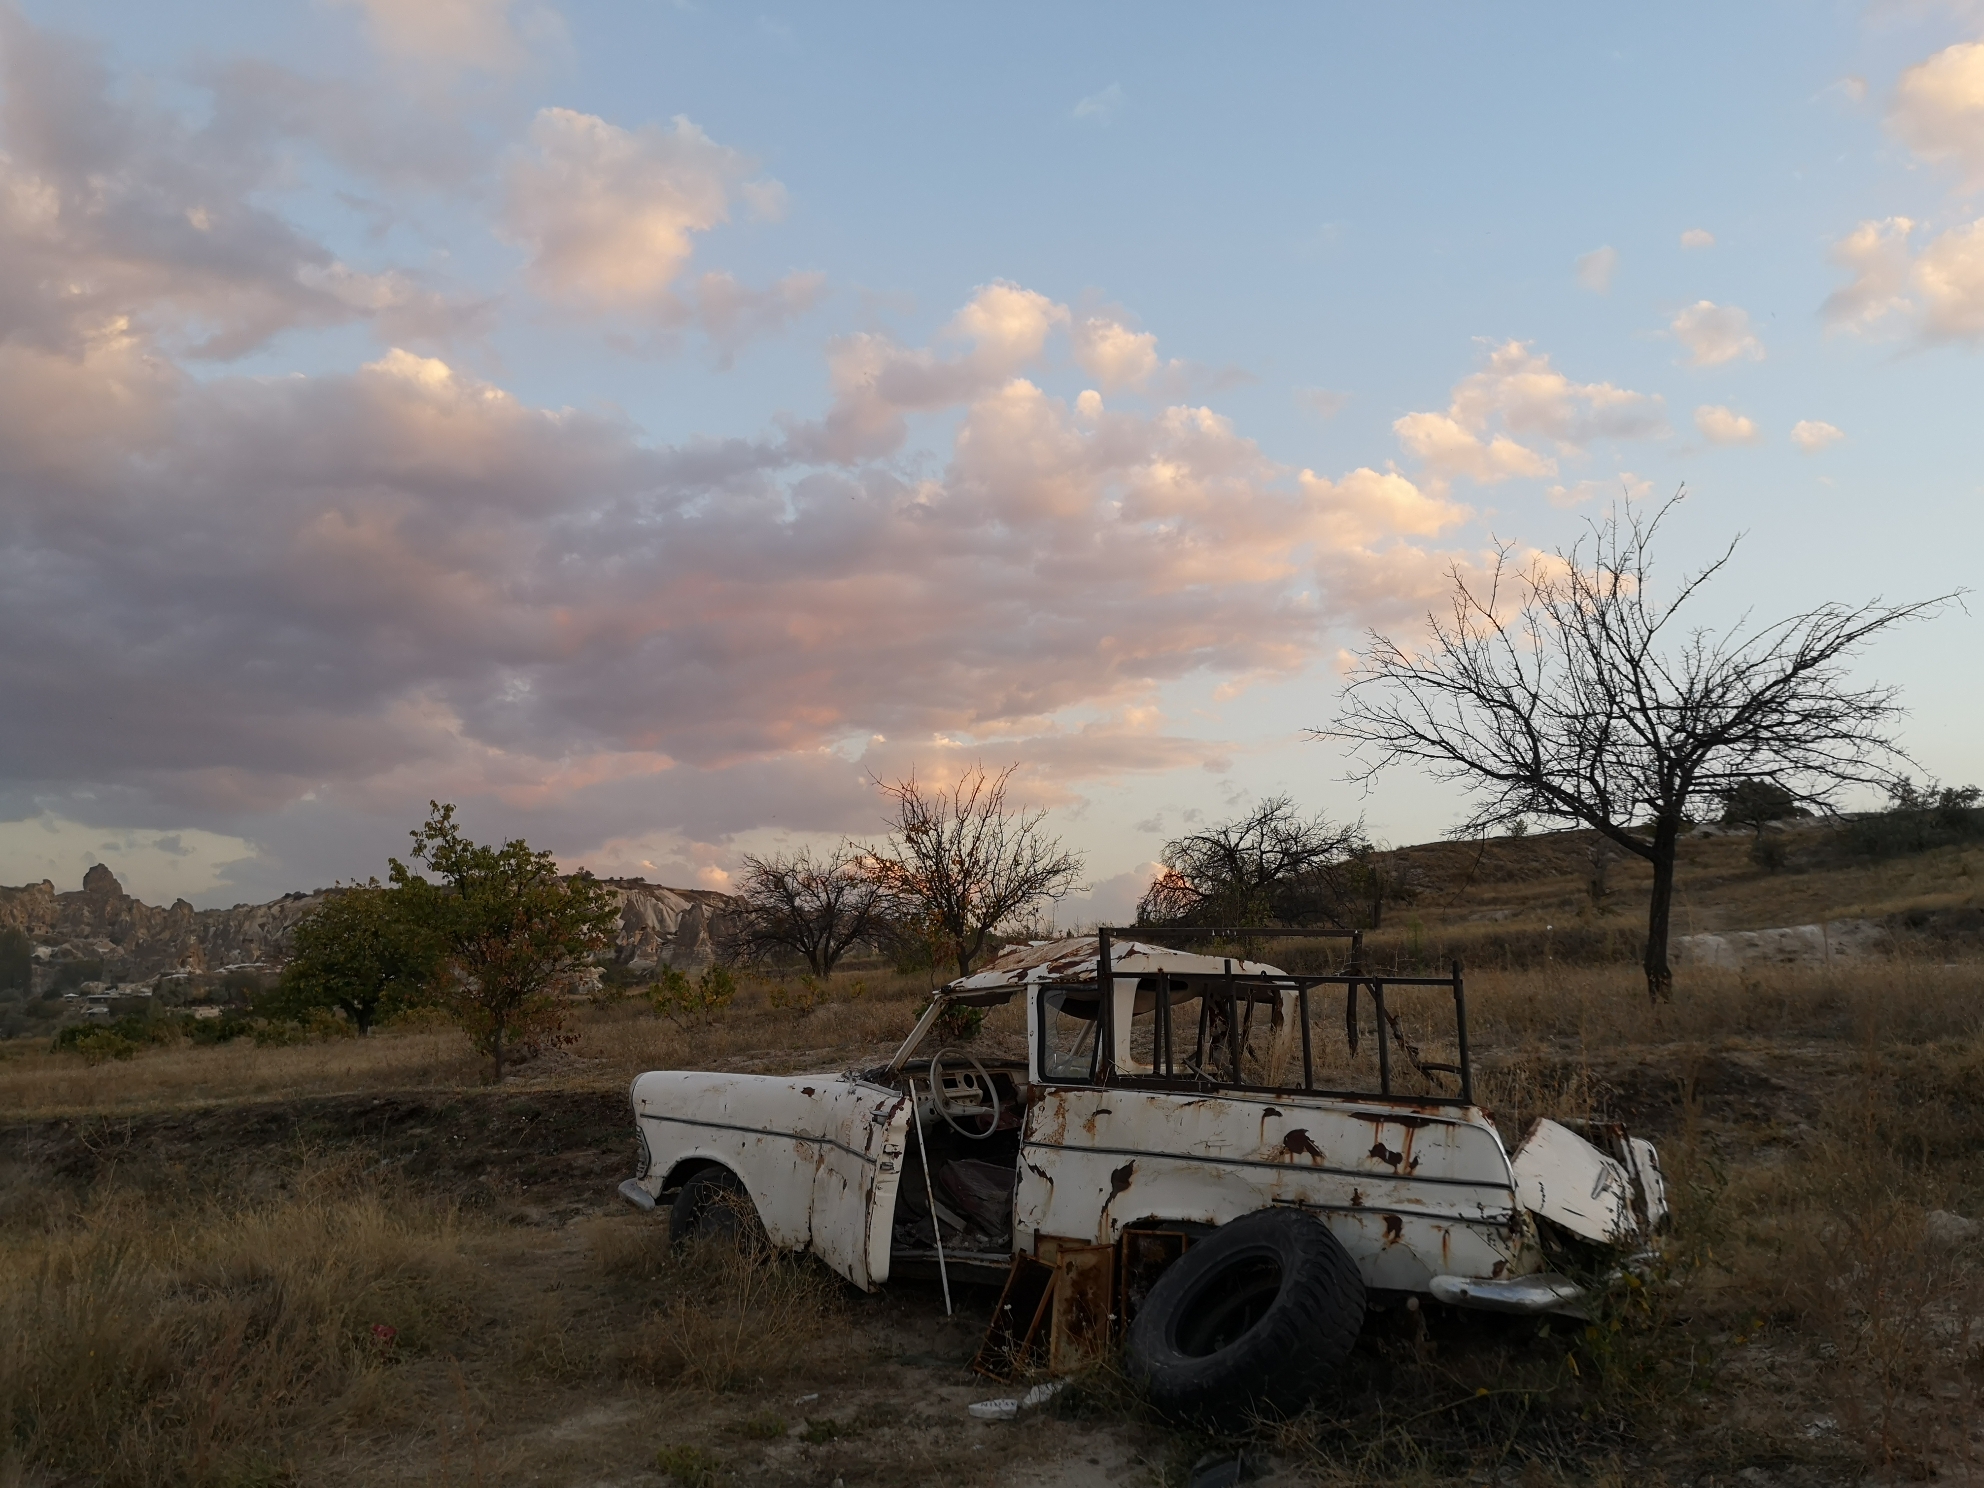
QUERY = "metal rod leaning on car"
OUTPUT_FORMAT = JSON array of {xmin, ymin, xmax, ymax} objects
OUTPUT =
[
  {"xmin": 1451, "ymin": 959, "xmax": 1472, "ymax": 1106},
  {"xmin": 1224, "ymin": 960, "xmax": 1240, "ymax": 1082},
  {"xmin": 1095, "ymin": 929, "xmax": 1114, "ymax": 1084},
  {"xmin": 908, "ymin": 1076, "xmax": 952, "ymax": 1316},
  {"xmin": 1372, "ymin": 980, "xmax": 1391, "ymax": 1095},
  {"xmin": 1298, "ymin": 982, "xmax": 1314, "ymax": 1091}
]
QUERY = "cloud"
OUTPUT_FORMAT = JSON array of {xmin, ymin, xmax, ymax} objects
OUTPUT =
[
  {"xmin": 1073, "ymin": 83, "xmax": 1124, "ymax": 123},
  {"xmin": 1825, "ymin": 215, "xmax": 1984, "ymax": 341},
  {"xmin": 1680, "ymin": 228, "xmax": 1716, "ymax": 249},
  {"xmin": 1294, "ymin": 387, "xmax": 1350, "ymax": 419},
  {"xmin": 0, "ymin": 814, "xmax": 257, "ymax": 905},
  {"xmin": 1391, "ymin": 412, "xmax": 1554, "ymax": 484},
  {"xmin": 1575, "ymin": 245, "xmax": 1618, "ymax": 292},
  {"xmin": 331, "ymin": 0, "xmax": 560, "ymax": 73},
  {"xmin": 0, "ymin": 271, "xmax": 1480, "ymax": 877},
  {"xmin": 692, "ymin": 270, "xmax": 829, "ymax": 363},
  {"xmin": 1390, "ymin": 341, "xmax": 1666, "ymax": 488},
  {"xmin": 1791, "ymin": 419, "xmax": 1845, "ymax": 452},
  {"xmin": 1891, "ymin": 38, "xmax": 1984, "ymax": 186},
  {"xmin": 1825, "ymin": 217, "xmax": 1919, "ymax": 330},
  {"xmin": 505, "ymin": 109, "xmax": 765, "ymax": 313},
  {"xmin": 1694, "ymin": 404, "xmax": 1762, "ymax": 444},
  {"xmin": 201, "ymin": 58, "xmax": 490, "ymax": 190},
  {"xmin": 781, "ymin": 280, "xmax": 1070, "ymax": 461},
  {"xmin": 1544, "ymin": 472, "xmax": 1653, "ymax": 509},
  {"xmin": 1670, "ymin": 300, "xmax": 1765, "ymax": 366},
  {"xmin": 1071, "ymin": 314, "xmax": 1160, "ymax": 389},
  {"xmin": 0, "ymin": 11, "xmax": 477, "ymax": 362},
  {"xmin": 1052, "ymin": 861, "xmax": 1164, "ymax": 930}
]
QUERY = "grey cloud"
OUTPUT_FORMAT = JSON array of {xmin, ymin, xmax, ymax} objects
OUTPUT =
[{"xmin": 0, "ymin": 10, "xmax": 495, "ymax": 362}]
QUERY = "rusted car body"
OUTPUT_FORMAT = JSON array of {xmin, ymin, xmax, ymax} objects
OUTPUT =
[{"xmin": 619, "ymin": 932, "xmax": 1666, "ymax": 1318}]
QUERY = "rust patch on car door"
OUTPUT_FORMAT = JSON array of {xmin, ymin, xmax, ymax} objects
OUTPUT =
[
  {"xmin": 1095, "ymin": 1159, "xmax": 1137, "ymax": 1239},
  {"xmin": 1280, "ymin": 1128, "xmax": 1325, "ymax": 1164}
]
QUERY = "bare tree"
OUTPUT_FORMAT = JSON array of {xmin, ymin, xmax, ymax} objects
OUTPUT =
[
  {"xmin": 1137, "ymin": 796, "xmax": 1369, "ymax": 928},
  {"xmin": 1322, "ymin": 497, "xmax": 1951, "ymax": 1002},
  {"xmin": 862, "ymin": 764, "xmax": 1086, "ymax": 979},
  {"xmin": 729, "ymin": 843, "xmax": 888, "ymax": 978}
]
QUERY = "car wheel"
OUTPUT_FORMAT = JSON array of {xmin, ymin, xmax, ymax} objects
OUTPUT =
[
  {"xmin": 1124, "ymin": 1207, "xmax": 1365, "ymax": 1419},
  {"xmin": 668, "ymin": 1167, "xmax": 764, "ymax": 1252}
]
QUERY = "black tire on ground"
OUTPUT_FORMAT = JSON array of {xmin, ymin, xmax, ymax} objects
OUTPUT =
[
  {"xmin": 668, "ymin": 1166, "xmax": 763, "ymax": 1251},
  {"xmin": 1124, "ymin": 1207, "xmax": 1366, "ymax": 1419}
]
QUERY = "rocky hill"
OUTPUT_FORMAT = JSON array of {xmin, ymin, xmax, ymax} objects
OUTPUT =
[{"xmin": 0, "ymin": 865, "xmax": 742, "ymax": 994}]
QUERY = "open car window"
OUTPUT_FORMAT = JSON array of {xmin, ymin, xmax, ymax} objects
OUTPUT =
[
  {"xmin": 1123, "ymin": 977, "xmax": 1288, "ymax": 1085},
  {"xmin": 1037, "ymin": 987, "xmax": 1100, "ymax": 1083}
]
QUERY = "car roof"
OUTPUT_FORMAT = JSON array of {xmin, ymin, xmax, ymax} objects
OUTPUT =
[{"xmin": 934, "ymin": 935, "xmax": 1289, "ymax": 1006}]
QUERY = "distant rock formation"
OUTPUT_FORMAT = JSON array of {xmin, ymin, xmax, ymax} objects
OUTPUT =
[
  {"xmin": 0, "ymin": 868, "xmax": 327, "ymax": 991},
  {"xmin": 599, "ymin": 879, "xmax": 740, "ymax": 971},
  {"xmin": 0, "ymin": 866, "xmax": 741, "ymax": 990}
]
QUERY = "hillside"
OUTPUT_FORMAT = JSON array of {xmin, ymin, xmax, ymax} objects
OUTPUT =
[
  {"xmin": 1343, "ymin": 815, "xmax": 1984, "ymax": 972},
  {"xmin": 0, "ymin": 866, "xmax": 741, "ymax": 1039},
  {"xmin": 4, "ymin": 811, "xmax": 1975, "ymax": 1016}
]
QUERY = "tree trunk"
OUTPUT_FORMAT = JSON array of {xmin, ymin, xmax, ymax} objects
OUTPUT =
[
  {"xmin": 492, "ymin": 1020, "xmax": 505, "ymax": 1083},
  {"xmin": 1642, "ymin": 820, "xmax": 1681, "ymax": 1004}
]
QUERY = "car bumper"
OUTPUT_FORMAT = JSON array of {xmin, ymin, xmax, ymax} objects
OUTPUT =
[{"xmin": 1428, "ymin": 1271, "xmax": 1588, "ymax": 1316}]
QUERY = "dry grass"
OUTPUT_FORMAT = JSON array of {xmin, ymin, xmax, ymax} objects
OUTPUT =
[
  {"xmin": 0, "ymin": 1024, "xmax": 485, "ymax": 1120},
  {"xmin": 0, "ymin": 1154, "xmax": 870, "ymax": 1488},
  {"xmin": 0, "ymin": 1157, "xmax": 483, "ymax": 1487},
  {"xmin": 593, "ymin": 1221, "xmax": 848, "ymax": 1393},
  {"xmin": 5, "ymin": 914, "xmax": 1981, "ymax": 1481}
]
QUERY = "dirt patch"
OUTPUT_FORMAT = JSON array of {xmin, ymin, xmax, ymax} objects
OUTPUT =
[{"xmin": 2, "ymin": 1086, "xmax": 636, "ymax": 1220}]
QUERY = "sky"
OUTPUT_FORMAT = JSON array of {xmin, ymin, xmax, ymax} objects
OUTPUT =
[{"xmin": 0, "ymin": 1, "xmax": 1979, "ymax": 914}]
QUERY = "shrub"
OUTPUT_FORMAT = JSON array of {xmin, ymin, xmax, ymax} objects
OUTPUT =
[
  {"xmin": 51, "ymin": 1015, "xmax": 180, "ymax": 1061},
  {"xmin": 933, "ymin": 1003, "xmax": 984, "ymax": 1043},
  {"xmin": 1831, "ymin": 778, "xmax": 1984, "ymax": 861},
  {"xmin": 646, "ymin": 964, "xmax": 737, "ymax": 1027}
]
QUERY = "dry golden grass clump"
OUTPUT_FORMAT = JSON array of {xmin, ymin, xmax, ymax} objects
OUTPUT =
[
  {"xmin": 0, "ymin": 1155, "xmax": 863, "ymax": 1487},
  {"xmin": 594, "ymin": 1222, "xmax": 847, "ymax": 1394},
  {"xmin": 0, "ymin": 1160, "xmax": 482, "ymax": 1487}
]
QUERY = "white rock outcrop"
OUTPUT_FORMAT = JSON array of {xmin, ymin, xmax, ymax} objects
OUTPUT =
[{"xmin": 1674, "ymin": 918, "xmax": 1887, "ymax": 970}]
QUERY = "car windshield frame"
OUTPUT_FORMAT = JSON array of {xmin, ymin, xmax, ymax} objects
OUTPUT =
[{"xmin": 1028, "ymin": 964, "xmax": 1476, "ymax": 1107}]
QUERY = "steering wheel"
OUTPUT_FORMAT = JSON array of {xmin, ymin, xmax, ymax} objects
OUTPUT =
[{"xmin": 927, "ymin": 1047, "xmax": 1003, "ymax": 1140}]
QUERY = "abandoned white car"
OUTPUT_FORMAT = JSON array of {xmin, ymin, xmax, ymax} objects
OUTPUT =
[{"xmin": 618, "ymin": 930, "xmax": 1667, "ymax": 1415}]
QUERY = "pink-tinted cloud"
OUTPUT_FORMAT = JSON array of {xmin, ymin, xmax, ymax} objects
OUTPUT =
[
  {"xmin": 0, "ymin": 276, "xmax": 1472, "ymax": 854},
  {"xmin": 0, "ymin": 12, "xmax": 1491, "ymax": 893}
]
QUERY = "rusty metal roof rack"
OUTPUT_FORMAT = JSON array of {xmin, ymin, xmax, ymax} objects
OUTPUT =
[{"xmin": 1077, "ymin": 925, "xmax": 1471, "ymax": 1107}]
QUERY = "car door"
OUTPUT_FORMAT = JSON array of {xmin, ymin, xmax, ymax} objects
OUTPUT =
[{"xmin": 807, "ymin": 1076, "xmax": 913, "ymax": 1289}]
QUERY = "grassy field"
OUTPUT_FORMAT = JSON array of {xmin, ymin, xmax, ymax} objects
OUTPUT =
[{"xmin": 4, "ymin": 836, "xmax": 1981, "ymax": 1486}]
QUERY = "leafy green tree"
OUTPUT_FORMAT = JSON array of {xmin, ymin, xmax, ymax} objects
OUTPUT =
[
  {"xmin": 262, "ymin": 883, "xmax": 440, "ymax": 1034},
  {"xmin": 391, "ymin": 802, "xmax": 621, "ymax": 1081}
]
